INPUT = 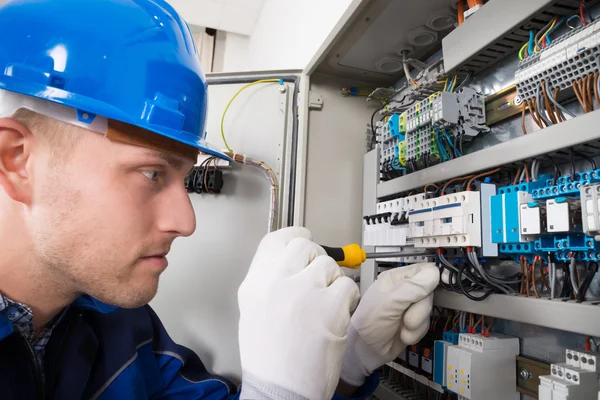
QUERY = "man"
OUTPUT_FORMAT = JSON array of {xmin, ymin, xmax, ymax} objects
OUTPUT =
[{"xmin": 0, "ymin": 0, "xmax": 439, "ymax": 399}]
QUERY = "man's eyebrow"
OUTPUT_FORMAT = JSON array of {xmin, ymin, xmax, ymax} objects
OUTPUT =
[{"xmin": 141, "ymin": 149, "xmax": 187, "ymax": 171}]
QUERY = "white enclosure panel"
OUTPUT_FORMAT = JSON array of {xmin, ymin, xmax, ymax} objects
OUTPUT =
[
  {"xmin": 303, "ymin": 74, "xmax": 379, "ymax": 248},
  {"xmin": 150, "ymin": 79, "xmax": 291, "ymax": 383}
]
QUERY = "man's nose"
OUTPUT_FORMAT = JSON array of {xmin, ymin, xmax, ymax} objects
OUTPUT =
[{"xmin": 158, "ymin": 184, "xmax": 196, "ymax": 237}]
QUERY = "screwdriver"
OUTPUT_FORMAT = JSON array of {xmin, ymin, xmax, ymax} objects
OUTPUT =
[
  {"xmin": 321, "ymin": 244, "xmax": 434, "ymax": 269},
  {"xmin": 321, "ymin": 243, "xmax": 433, "ymax": 269}
]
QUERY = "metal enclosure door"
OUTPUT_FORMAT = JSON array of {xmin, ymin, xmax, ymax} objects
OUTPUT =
[{"xmin": 150, "ymin": 70, "xmax": 302, "ymax": 383}]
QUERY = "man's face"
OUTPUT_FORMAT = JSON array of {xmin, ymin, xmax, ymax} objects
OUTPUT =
[{"xmin": 28, "ymin": 122, "xmax": 197, "ymax": 308}]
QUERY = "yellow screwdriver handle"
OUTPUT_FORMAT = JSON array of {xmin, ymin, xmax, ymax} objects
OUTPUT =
[{"xmin": 321, "ymin": 244, "xmax": 367, "ymax": 269}]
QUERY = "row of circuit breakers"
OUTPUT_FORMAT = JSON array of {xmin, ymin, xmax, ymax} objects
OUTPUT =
[{"xmin": 364, "ymin": 175, "xmax": 600, "ymax": 263}]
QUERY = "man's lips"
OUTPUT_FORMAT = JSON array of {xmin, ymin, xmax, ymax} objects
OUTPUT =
[{"xmin": 139, "ymin": 252, "xmax": 169, "ymax": 268}]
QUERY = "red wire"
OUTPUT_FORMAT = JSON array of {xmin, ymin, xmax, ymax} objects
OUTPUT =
[{"xmin": 581, "ymin": 1, "xmax": 588, "ymax": 25}]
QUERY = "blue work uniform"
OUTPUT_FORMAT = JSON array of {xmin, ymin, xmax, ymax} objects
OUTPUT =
[{"xmin": 0, "ymin": 296, "xmax": 378, "ymax": 399}]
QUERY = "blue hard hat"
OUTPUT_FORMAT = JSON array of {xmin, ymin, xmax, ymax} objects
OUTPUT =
[{"xmin": 0, "ymin": 0, "xmax": 228, "ymax": 160}]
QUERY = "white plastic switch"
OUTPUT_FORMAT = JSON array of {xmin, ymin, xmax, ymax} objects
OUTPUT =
[
  {"xmin": 364, "ymin": 194, "xmax": 426, "ymax": 247},
  {"xmin": 409, "ymin": 191, "xmax": 482, "ymax": 248},
  {"xmin": 447, "ymin": 333, "xmax": 520, "ymax": 399}
]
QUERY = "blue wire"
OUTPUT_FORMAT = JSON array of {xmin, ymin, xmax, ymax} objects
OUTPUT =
[
  {"xmin": 445, "ymin": 129, "xmax": 461, "ymax": 157},
  {"xmin": 435, "ymin": 127, "xmax": 449, "ymax": 161},
  {"xmin": 391, "ymin": 158, "xmax": 406, "ymax": 171},
  {"xmin": 528, "ymin": 29, "xmax": 535, "ymax": 56},
  {"xmin": 545, "ymin": 17, "xmax": 565, "ymax": 46}
]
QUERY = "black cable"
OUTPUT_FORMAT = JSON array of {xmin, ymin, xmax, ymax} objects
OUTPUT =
[
  {"xmin": 458, "ymin": 264, "xmax": 495, "ymax": 301},
  {"xmin": 577, "ymin": 262, "xmax": 598, "ymax": 303},
  {"xmin": 572, "ymin": 149, "xmax": 597, "ymax": 170},
  {"xmin": 454, "ymin": 133, "xmax": 460, "ymax": 157},
  {"xmin": 560, "ymin": 263, "xmax": 572, "ymax": 298},
  {"xmin": 570, "ymin": 148, "xmax": 577, "ymax": 178},
  {"xmin": 544, "ymin": 154, "xmax": 561, "ymax": 185}
]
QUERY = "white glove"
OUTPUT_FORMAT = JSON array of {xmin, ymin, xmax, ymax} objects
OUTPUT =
[
  {"xmin": 238, "ymin": 227, "xmax": 360, "ymax": 400},
  {"xmin": 340, "ymin": 263, "xmax": 440, "ymax": 387}
]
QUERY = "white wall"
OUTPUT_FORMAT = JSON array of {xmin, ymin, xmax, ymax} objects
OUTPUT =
[
  {"xmin": 213, "ymin": 31, "xmax": 251, "ymax": 73},
  {"xmin": 166, "ymin": 0, "xmax": 264, "ymax": 36},
  {"xmin": 246, "ymin": 0, "xmax": 352, "ymax": 71}
]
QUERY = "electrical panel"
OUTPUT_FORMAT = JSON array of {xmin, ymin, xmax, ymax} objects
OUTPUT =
[{"xmin": 322, "ymin": 0, "xmax": 600, "ymax": 397}]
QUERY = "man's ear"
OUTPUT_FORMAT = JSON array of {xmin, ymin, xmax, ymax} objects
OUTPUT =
[{"xmin": 0, "ymin": 117, "xmax": 34, "ymax": 204}]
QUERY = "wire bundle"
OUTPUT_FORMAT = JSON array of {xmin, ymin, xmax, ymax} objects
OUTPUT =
[
  {"xmin": 519, "ymin": 16, "xmax": 566, "ymax": 61},
  {"xmin": 438, "ymin": 248, "xmax": 521, "ymax": 301}
]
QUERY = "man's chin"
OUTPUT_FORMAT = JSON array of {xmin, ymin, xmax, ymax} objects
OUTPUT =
[{"xmin": 89, "ymin": 281, "xmax": 159, "ymax": 309}]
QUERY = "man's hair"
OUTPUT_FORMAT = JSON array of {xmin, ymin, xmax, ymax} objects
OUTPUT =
[{"xmin": 10, "ymin": 108, "xmax": 81, "ymax": 157}]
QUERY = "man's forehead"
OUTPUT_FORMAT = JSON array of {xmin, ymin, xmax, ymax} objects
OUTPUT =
[{"xmin": 105, "ymin": 120, "xmax": 198, "ymax": 164}]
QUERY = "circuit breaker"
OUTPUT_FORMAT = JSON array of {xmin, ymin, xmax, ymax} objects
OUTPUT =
[{"xmin": 408, "ymin": 191, "xmax": 481, "ymax": 248}]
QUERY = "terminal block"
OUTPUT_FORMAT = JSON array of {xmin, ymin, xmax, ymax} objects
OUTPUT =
[
  {"xmin": 403, "ymin": 88, "xmax": 487, "ymax": 164},
  {"xmin": 539, "ymin": 349, "xmax": 599, "ymax": 400},
  {"xmin": 516, "ymin": 20, "xmax": 600, "ymax": 102},
  {"xmin": 408, "ymin": 191, "xmax": 482, "ymax": 248}
]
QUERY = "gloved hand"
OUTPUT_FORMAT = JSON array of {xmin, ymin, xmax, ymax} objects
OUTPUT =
[
  {"xmin": 340, "ymin": 263, "xmax": 440, "ymax": 387},
  {"xmin": 238, "ymin": 227, "xmax": 360, "ymax": 400}
]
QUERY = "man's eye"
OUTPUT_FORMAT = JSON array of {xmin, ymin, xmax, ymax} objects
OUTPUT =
[{"xmin": 141, "ymin": 170, "xmax": 160, "ymax": 181}]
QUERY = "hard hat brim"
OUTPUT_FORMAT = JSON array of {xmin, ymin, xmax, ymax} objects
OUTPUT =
[{"xmin": 0, "ymin": 78, "xmax": 233, "ymax": 162}]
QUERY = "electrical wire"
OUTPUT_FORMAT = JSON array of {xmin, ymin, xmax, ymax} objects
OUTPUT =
[
  {"xmin": 578, "ymin": 262, "xmax": 598, "ymax": 303},
  {"xmin": 457, "ymin": 0, "xmax": 465, "ymax": 25},
  {"xmin": 521, "ymin": 102, "xmax": 528, "ymax": 134},
  {"xmin": 546, "ymin": 81, "xmax": 576, "ymax": 118},
  {"xmin": 581, "ymin": 0, "xmax": 588, "ymax": 26},
  {"xmin": 572, "ymin": 149, "xmax": 597, "ymax": 169},
  {"xmin": 545, "ymin": 17, "xmax": 566, "ymax": 46},
  {"xmin": 441, "ymin": 175, "xmax": 474, "ymax": 195},
  {"xmin": 527, "ymin": 99, "xmax": 543, "ymax": 128},
  {"xmin": 545, "ymin": 154, "xmax": 561, "ymax": 184},
  {"xmin": 536, "ymin": 84, "xmax": 553, "ymax": 126},
  {"xmin": 221, "ymin": 79, "xmax": 281, "ymax": 152},
  {"xmin": 467, "ymin": 251, "xmax": 516, "ymax": 294},
  {"xmin": 541, "ymin": 80, "xmax": 558, "ymax": 124},
  {"xmin": 466, "ymin": 168, "xmax": 502, "ymax": 191},
  {"xmin": 225, "ymin": 151, "xmax": 279, "ymax": 232},
  {"xmin": 402, "ymin": 51, "xmax": 418, "ymax": 87},
  {"xmin": 535, "ymin": 18, "xmax": 557, "ymax": 52},
  {"xmin": 528, "ymin": 29, "xmax": 535, "ymax": 56},
  {"xmin": 567, "ymin": 15, "xmax": 582, "ymax": 29},
  {"xmin": 570, "ymin": 254, "xmax": 580, "ymax": 295},
  {"xmin": 572, "ymin": 78, "xmax": 587, "ymax": 111}
]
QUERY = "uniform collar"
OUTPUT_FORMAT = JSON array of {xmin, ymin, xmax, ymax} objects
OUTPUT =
[{"xmin": 0, "ymin": 295, "xmax": 118, "ymax": 342}]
